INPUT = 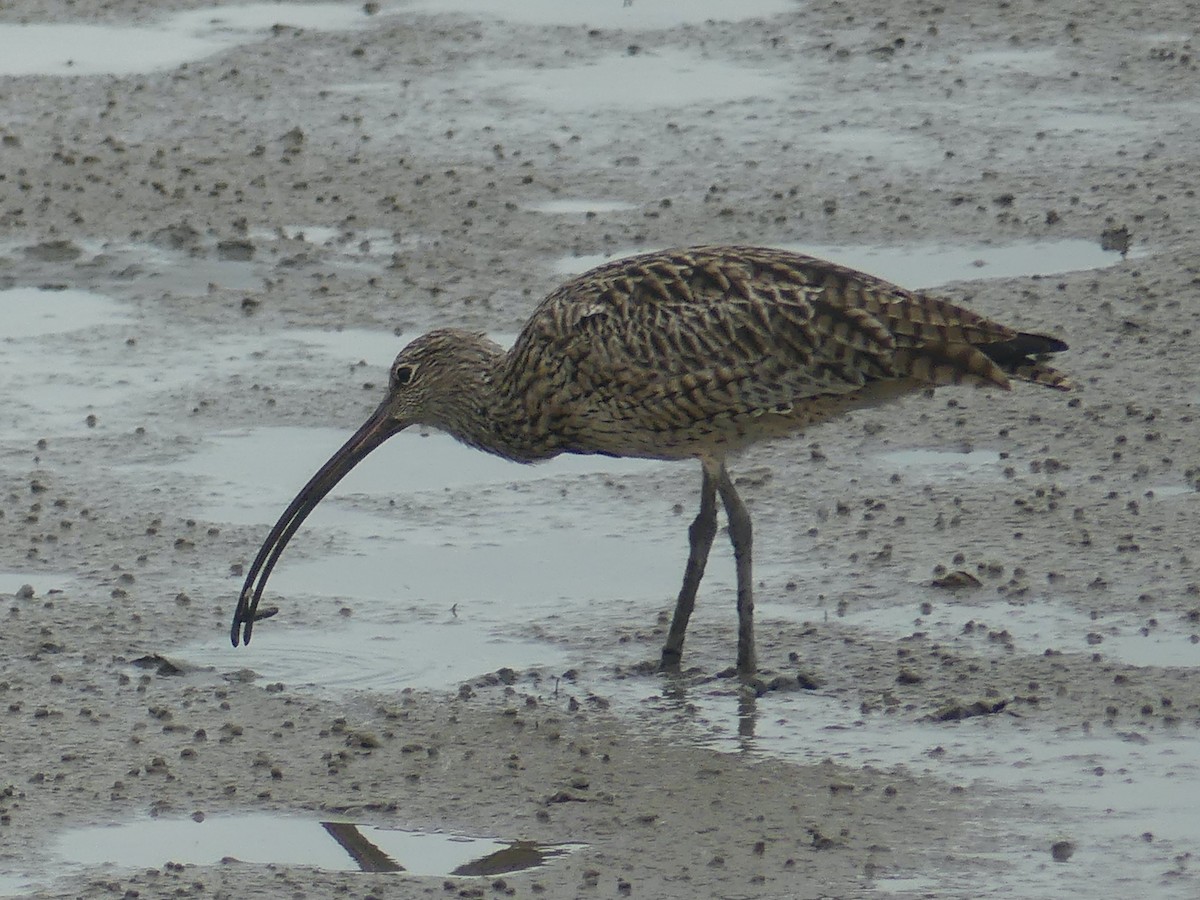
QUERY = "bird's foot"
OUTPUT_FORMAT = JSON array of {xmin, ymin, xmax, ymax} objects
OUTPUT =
[
  {"xmin": 715, "ymin": 666, "xmax": 823, "ymax": 696},
  {"xmin": 657, "ymin": 647, "xmax": 682, "ymax": 674}
]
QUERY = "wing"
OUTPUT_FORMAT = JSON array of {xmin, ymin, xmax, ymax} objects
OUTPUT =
[{"xmin": 501, "ymin": 246, "xmax": 1068, "ymax": 456}]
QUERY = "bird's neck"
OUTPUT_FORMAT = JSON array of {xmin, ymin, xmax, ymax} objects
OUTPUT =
[{"xmin": 425, "ymin": 341, "xmax": 556, "ymax": 464}]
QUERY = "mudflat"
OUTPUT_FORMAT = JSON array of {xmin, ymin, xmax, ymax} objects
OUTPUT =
[{"xmin": 1, "ymin": 1, "xmax": 1197, "ymax": 897}]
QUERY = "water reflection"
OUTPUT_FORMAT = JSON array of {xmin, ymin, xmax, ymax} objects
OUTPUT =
[
  {"xmin": 737, "ymin": 693, "xmax": 758, "ymax": 742},
  {"xmin": 51, "ymin": 814, "xmax": 584, "ymax": 876}
]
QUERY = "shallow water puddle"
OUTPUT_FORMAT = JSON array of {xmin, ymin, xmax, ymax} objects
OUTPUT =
[
  {"xmin": 963, "ymin": 48, "xmax": 1063, "ymax": 73},
  {"xmin": 191, "ymin": 499, "xmax": 690, "ymax": 690},
  {"xmin": 133, "ymin": 243, "xmax": 264, "ymax": 295},
  {"xmin": 1145, "ymin": 483, "xmax": 1196, "ymax": 499},
  {"xmin": 0, "ymin": 287, "xmax": 125, "ymax": 339},
  {"xmin": 256, "ymin": 515, "xmax": 681, "ymax": 605},
  {"xmin": 0, "ymin": 22, "xmax": 221, "ymax": 76},
  {"xmin": 2, "ymin": 238, "xmax": 263, "ymax": 295},
  {"xmin": 404, "ymin": 0, "xmax": 797, "ymax": 28},
  {"xmin": 814, "ymin": 127, "xmax": 941, "ymax": 166},
  {"xmin": 553, "ymin": 239, "xmax": 1134, "ymax": 288},
  {"xmin": 266, "ymin": 225, "xmax": 343, "ymax": 246},
  {"xmin": 787, "ymin": 239, "xmax": 1129, "ymax": 283},
  {"xmin": 487, "ymin": 48, "xmax": 782, "ymax": 112},
  {"xmin": 188, "ymin": 616, "xmax": 572, "ymax": 693},
  {"xmin": 176, "ymin": 423, "xmax": 683, "ymax": 686},
  {"xmin": 1036, "ymin": 108, "xmax": 1144, "ymax": 138},
  {"xmin": 171, "ymin": 425, "xmax": 664, "ymax": 524},
  {"xmin": 833, "ymin": 598, "xmax": 1200, "ymax": 667},
  {"xmin": 1083, "ymin": 622, "xmax": 1200, "ymax": 669},
  {"xmin": 48, "ymin": 814, "xmax": 580, "ymax": 876},
  {"xmin": 0, "ymin": 3, "xmax": 377, "ymax": 76},
  {"xmin": 0, "ymin": 304, "xmax": 265, "ymax": 434},
  {"xmin": 523, "ymin": 199, "xmax": 638, "ymax": 215},
  {"xmin": 0, "ymin": 286, "xmax": 137, "ymax": 432},
  {"xmin": 180, "ymin": 430, "xmax": 685, "ymax": 690},
  {"xmin": 0, "ymin": 572, "xmax": 72, "ymax": 596},
  {"xmin": 616, "ymin": 683, "xmax": 1200, "ymax": 897}
]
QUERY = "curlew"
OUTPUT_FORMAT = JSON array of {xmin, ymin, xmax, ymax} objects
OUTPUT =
[{"xmin": 230, "ymin": 245, "xmax": 1071, "ymax": 675}]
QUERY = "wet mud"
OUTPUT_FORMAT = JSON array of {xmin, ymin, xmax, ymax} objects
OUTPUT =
[{"xmin": 1, "ymin": 0, "xmax": 1199, "ymax": 897}]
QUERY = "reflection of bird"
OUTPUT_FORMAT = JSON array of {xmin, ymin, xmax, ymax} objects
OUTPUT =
[{"xmin": 230, "ymin": 245, "xmax": 1071, "ymax": 674}]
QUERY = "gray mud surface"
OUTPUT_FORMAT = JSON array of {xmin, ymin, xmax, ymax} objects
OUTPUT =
[{"xmin": 1, "ymin": 1, "xmax": 1198, "ymax": 897}]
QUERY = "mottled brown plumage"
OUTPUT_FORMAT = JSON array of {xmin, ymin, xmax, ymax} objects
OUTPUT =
[{"xmin": 230, "ymin": 245, "xmax": 1071, "ymax": 674}]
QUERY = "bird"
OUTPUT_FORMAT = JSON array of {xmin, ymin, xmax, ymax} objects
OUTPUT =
[{"xmin": 230, "ymin": 245, "xmax": 1071, "ymax": 675}]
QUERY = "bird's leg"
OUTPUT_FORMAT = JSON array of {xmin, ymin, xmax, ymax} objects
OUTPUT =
[
  {"xmin": 660, "ymin": 462, "xmax": 719, "ymax": 672},
  {"xmin": 716, "ymin": 465, "xmax": 756, "ymax": 675}
]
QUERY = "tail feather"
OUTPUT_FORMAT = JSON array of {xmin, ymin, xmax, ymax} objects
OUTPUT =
[{"xmin": 980, "ymin": 332, "xmax": 1073, "ymax": 391}]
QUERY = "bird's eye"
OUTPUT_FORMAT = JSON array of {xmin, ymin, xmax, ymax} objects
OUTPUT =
[{"xmin": 393, "ymin": 364, "xmax": 416, "ymax": 386}]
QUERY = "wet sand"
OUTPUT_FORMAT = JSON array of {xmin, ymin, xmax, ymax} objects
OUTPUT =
[{"xmin": 1, "ymin": 1, "xmax": 1198, "ymax": 897}]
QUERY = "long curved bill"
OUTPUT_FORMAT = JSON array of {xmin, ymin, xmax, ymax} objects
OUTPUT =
[{"xmin": 230, "ymin": 400, "xmax": 402, "ymax": 647}]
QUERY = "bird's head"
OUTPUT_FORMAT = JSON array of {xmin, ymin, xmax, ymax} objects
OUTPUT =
[
  {"xmin": 377, "ymin": 329, "xmax": 501, "ymax": 434},
  {"xmin": 229, "ymin": 328, "xmax": 502, "ymax": 647}
]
